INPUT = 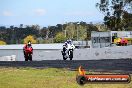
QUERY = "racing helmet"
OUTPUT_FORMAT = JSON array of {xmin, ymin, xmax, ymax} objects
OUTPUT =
[
  {"xmin": 28, "ymin": 41, "xmax": 31, "ymax": 46},
  {"xmin": 67, "ymin": 39, "xmax": 72, "ymax": 44},
  {"xmin": 64, "ymin": 42, "xmax": 68, "ymax": 45}
]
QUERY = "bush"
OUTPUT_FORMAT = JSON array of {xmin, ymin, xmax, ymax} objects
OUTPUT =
[
  {"xmin": 0, "ymin": 40, "xmax": 6, "ymax": 45},
  {"xmin": 54, "ymin": 32, "xmax": 67, "ymax": 43},
  {"xmin": 24, "ymin": 35, "xmax": 37, "ymax": 44}
]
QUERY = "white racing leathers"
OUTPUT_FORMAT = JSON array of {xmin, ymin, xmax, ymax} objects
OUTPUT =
[{"xmin": 65, "ymin": 44, "xmax": 75, "ymax": 58}]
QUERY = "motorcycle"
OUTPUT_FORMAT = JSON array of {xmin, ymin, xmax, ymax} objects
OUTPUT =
[
  {"xmin": 24, "ymin": 46, "xmax": 33, "ymax": 61},
  {"xmin": 25, "ymin": 53, "xmax": 32, "ymax": 61},
  {"xmin": 61, "ymin": 48, "xmax": 73, "ymax": 60}
]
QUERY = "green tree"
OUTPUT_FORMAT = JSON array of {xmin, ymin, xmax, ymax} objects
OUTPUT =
[
  {"xmin": 96, "ymin": 0, "xmax": 132, "ymax": 31},
  {"xmin": 54, "ymin": 32, "xmax": 67, "ymax": 43}
]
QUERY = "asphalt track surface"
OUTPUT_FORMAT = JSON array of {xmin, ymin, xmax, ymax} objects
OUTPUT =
[{"xmin": 0, "ymin": 59, "xmax": 132, "ymax": 73}]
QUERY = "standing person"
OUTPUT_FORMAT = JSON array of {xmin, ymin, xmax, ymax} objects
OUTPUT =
[{"xmin": 23, "ymin": 41, "xmax": 33, "ymax": 61}]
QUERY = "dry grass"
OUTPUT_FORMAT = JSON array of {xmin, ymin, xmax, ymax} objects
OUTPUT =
[{"xmin": 0, "ymin": 67, "xmax": 131, "ymax": 88}]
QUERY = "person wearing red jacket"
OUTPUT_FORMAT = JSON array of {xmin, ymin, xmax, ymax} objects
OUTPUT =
[{"xmin": 23, "ymin": 41, "xmax": 33, "ymax": 61}]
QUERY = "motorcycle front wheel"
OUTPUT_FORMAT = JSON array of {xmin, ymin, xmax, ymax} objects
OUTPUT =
[
  {"xmin": 69, "ymin": 50, "xmax": 73, "ymax": 60},
  {"xmin": 28, "ymin": 54, "xmax": 32, "ymax": 61},
  {"xmin": 63, "ymin": 55, "xmax": 67, "ymax": 60}
]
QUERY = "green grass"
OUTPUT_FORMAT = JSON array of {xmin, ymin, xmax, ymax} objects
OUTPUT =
[{"xmin": 0, "ymin": 67, "xmax": 131, "ymax": 88}]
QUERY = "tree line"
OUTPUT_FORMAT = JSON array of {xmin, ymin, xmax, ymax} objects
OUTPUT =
[{"xmin": 0, "ymin": 22, "xmax": 98, "ymax": 44}]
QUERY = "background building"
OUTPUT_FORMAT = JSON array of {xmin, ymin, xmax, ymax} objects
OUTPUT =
[{"xmin": 91, "ymin": 31, "xmax": 132, "ymax": 48}]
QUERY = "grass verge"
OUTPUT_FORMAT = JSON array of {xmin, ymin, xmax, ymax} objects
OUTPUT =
[{"xmin": 0, "ymin": 67, "xmax": 131, "ymax": 88}]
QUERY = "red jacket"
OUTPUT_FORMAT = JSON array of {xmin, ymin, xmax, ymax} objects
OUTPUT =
[{"xmin": 23, "ymin": 44, "xmax": 33, "ymax": 54}]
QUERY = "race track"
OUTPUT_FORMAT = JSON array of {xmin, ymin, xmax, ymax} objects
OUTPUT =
[{"xmin": 0, "ymin": 59, "xmax": 132, "ymax": 73}]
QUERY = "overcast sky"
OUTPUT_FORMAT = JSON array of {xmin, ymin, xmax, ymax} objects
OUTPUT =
[{"xmin": 0, "ymin": 0, "xmax": 104, "ymax": 26}]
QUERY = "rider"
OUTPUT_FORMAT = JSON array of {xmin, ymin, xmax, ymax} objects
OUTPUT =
[
  {"xmin": 23, "ymin": 41, "xmax": 33, "ymax": 61},
  {"xmin": 64, "ymin": 39, "xmax": 75, "ymax": 57},
  {"xmin": 66, "ymin": 39, "xmax": 75, "ymax": 50},
  {"xmin": 62, "ymin": 42, "xmax": 68, "ymax": 53}
]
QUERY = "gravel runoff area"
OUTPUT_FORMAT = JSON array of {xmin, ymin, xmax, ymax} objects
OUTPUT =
[{"xmin": 0, "ymin": 59, "xmax": 132, "ymax": 73}]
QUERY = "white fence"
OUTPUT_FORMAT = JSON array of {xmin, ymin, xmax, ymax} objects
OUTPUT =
[
  {"xmin": 0, "ymin": 44, "xmax": 132, "ymax": 61},
  {"xmin": 0, "ymin": 55, "xmax": 16, "ymax": 61}
]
